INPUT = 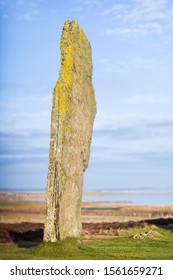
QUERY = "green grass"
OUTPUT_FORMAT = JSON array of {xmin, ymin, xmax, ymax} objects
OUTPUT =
[
  {"xmin": 0, "ymin": 226, "xmax": 173, "ymax": 260},
  {"xmin": 0, "ymin": 202, "xmax": 23, "ymax": 207}
]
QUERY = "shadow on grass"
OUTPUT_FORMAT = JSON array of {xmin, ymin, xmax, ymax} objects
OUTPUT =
[
  {"xmin": 9, "ymin": 229, "xmax": 43, "ymax": 248},
  {"xmin": 0, "ymin": 222, "xmax": 44, "ymax": 248},
  {"xmin": 146, "ymin": 218, "xmax": 173, "ymax": 232}
]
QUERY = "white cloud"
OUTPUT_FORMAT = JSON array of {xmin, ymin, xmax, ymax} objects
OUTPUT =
[
  {"xmin": 0, "ymin": 108, "xmax": 50, "ymax": 160},
  {"xmin": 92, "ymin": 134, "xmax": 173, "ymax": 162},
  {"xmin": 132, "ymin": 55, "xmax": 161, "ymax": 68},
  {"xmin": 69, "ymin": 7, "xmax": 83, "ymax": 12},
  {"xmin": 100, "ymin": 56, "xmax": 160, "ymax": 73},
  {"xmin": 16, "ymin": 0, "xmax": 44, "ymax": 6},
  {"xmin": 0, "ymin": 90, "xmax": 53, "ymax": 162},
  {"xmin": 94, "ymin": 110, "xmax": 173, "ymax": 131},
  {"xmin": 99, "ymin": 0, "xmax": 173, "ymax": 37},
  {"xmin": 92, "ymin": 111, "xmax": 173, "ymax": 162},
  {"xmin": 0, "ymin": 153, "xmax": 47, "ymax": 160},
  {"xmin": 0, "ymin": 93, "xmax": 51, "ymax": 136},
  {"xmin": 1, "ymin": 110, "xmax": 50, "ymax": 135},
  {"xmin": 122, "ymin": 92, "xmax": 173, "ymax": 105},
  {"xmin": 99, "ymin": 3, "xmax": 128, "ymax": 17},
  {"xmin": 81, "ymin": 0, "xmax": 98, "ymax": 6},
  {"xmin": 72, "ymin": 0, "xmax": 99, "ymax": 7},
  {"xmin": 19, "ymin": 94, "xmax": 52, "ymax": 104},
  {"xmin": 103, "ymin": 22, "xmax": 163, "ymax": 37},
  {"xmin": 1, "ymin": 97, "xmax": 173, "ymax": 164},
  {"xmin": 17, "ymin": 9, "xmax": 40, "ymax": 21},
  {"xmin": 100, "ymin": 0, "xmax": 168, "ymax": 22},
  {"xmin": 127, "ymin": 0, "xmax": 167, "ymax": 22}
]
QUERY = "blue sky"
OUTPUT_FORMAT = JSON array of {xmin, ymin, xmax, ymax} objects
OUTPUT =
[{"xmin": 0, "ymin": 0, "xmax": 173, "ymax": 192}]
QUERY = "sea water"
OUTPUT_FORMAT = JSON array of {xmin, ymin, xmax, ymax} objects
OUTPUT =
[
  {"xmin": 0, "ymin": 187, "xmax": 173, "ymax": 205},
  {"xmin": 83, "ymin": 188, "xmax": 173, "ymax": 205}
]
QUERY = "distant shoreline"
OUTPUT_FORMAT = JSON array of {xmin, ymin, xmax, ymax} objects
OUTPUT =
[
  {"xmin": 0, "ymin": 190, "xmax": 173, "ymax": 205},
  {"xmin": 0, "ymin": 187, "xmax": 173, "ymax": 195}
]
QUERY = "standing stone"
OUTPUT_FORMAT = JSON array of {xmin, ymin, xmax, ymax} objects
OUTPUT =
[{"xmin": 44, "ymin": 20, "xmax": 96, "ymax": 242}]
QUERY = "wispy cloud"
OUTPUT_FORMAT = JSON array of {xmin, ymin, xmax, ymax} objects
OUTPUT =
[
  {"xmin": 100, "ymin": 0, "xmax": 170, "ymax": 21},
  {"xmin": 80, "ymin": 0, "xmax": 98, "ymax": 6},
  {"xmin": 17, "ymin": 9, "xmax": 40, "ymax": 21},
  {"xmin": 0, "ymin": 90, "xmax": 52, "ymax": 163},
  {"xmin": 92, "ymin": 111, "xmax": 173, "ymax": 162},
  {"xmin": 103, "ymin": 23, "xmax": 163, "ymax": 37},
  {"xmin": 16, "ymin": 0, "xmax": 44, "ymax": 6},
  {"xmin": 69, "ymin": 7, "xmax": 83, "ymax": 12},
  {"xmin": 0, "ymin": 131, "xmax": 49, "ymax": 160},
  {"xmin": 99, "ymin": 0, "xmax": 173, "ymax": 37},
  {"xmin": 5, "ymin": 98, "xmax": 172, "ymax": 164},
  {"xmin": 0, "ymin": 110, "xmax": 50, "ymax": 162},
  {"xmin": 122, "ymin": 92, "xmax": 173, "ymax": 105},
  {"xmin": 100, "ymin": 56, "xmax": 160, "ymax": 72},
  {"xmin": 95, "ymin": 110, "xmax": 173, "ymax": 131}
]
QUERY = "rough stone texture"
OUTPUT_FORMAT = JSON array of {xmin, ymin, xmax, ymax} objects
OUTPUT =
[{"xmin": 44, "ymin": 20, "xmax": 96, "ymax": 242}]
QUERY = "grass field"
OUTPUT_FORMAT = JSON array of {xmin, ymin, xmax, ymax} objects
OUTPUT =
[
  {"xmin": 0, "ymin": 226, "xmax": 173, "ymax": 260},
  {"xmin": 0, "ymin": 193, "xmax": 173, "ymax": 260}
]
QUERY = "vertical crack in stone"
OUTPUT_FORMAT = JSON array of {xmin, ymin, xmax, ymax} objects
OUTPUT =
[{"xmin": 44, "ymin": 20, "xmax": 96, "ymax": 242}]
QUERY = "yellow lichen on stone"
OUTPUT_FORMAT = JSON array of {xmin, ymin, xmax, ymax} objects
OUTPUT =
[
  {"xmin": 66, "ymin": 125, "xmax": 71, "ymax": 133},
  {"xmin": 55, "ymin": 24, "xmax": 75, "ymax": 124}
]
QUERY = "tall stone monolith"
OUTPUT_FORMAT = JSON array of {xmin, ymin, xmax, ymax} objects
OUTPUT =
[{"xmin": 44, "ymin": 20, "xmax": 96, "ymax": 241}]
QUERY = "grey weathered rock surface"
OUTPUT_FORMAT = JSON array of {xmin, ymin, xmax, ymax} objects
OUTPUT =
[{"xmin": 44, "ymin": 20, "xmax": 96, "ymax": 241}]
